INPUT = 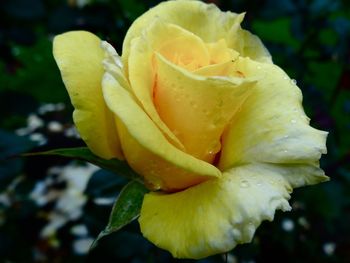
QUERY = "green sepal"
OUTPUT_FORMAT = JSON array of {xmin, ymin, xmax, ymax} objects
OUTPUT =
[
  {"xmin": 90, "ymin": 180, "xmax": 149, "ymax": 249},
  {"xmin": 23, "ymin": 147, "xmax": 139, "ymax": 180}
]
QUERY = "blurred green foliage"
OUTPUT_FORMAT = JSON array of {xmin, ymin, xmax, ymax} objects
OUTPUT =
[{"xmin": 0, "ymin": 0, "xmax": 350, "ymax": 262}]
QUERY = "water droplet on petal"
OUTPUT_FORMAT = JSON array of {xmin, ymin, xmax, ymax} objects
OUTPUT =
[
  {"xmin": 207, "ymin": 141, "xmax": 221, "ymax": 155},
  {"xmin": 291, "ymin": 119, "xmax": 297, "ymax": 124},
  {"xmin": 202, "ymin": 109, "xmax": 210, "ymax": 116},
  {"xmin": 291, "ymin": 79, "xmax": 297, "ymax": 85},
  {"xmin": 217, "ymin": 99, "xmax": 223, "ymax": 107},
  {"xmin": 145, "ymin": 175, "xmax": 163, "ymax": 191},
  {"xmin": 189, "ymin": 100, "xmax": 198, "ymax": 109},
  {"xmin": 240, "ymin": 180, "xmax": 250, "ymax": 188}
]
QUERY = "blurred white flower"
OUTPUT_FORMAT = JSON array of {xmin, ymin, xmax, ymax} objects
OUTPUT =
[
  {"xmin": 71, "ymin": 224, "xmax": 89, "ymax": 237},
  {"xmin": 38, "ymin": 103, "xmax": 65, "ymax": 115},
  {"xmin": 323, "ymin": 242, "xmax": 336, "ymax": 256},
  {"xmin": 73, "ymin": 238, "xmax": 94, "ymax": 255},
  {"xmin": 30, "ymin": 162, "xmax": 99, "ymax": 238},
  {"xmin": 15, "ymin": 114, "xmax": 44, "ymax": 136},
  {"xmin": 47, "ymin": 121, "xmax": 63, "ymax": 132},
  {"xmin": 29, "ymin": 133, "xmax": 47, "ymax": 145},
  {"xmin": 281, "ymin": 218, "xmax": 294, "ymax": 232}
]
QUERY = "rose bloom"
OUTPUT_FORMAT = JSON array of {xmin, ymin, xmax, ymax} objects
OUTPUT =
[{"xmin": 53, "ymin": 0, "xmax": 328, "ymax": 259}]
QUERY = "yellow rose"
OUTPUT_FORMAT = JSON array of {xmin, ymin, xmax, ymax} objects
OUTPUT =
[{"xmin": 53, "ymin": 0, "xmax": 328, "ymax": 259}]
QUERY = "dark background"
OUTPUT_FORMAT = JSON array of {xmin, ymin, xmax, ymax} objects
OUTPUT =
[{"xmin": 0, "ymin": 0, "xmax": 349, "ymax": 262}]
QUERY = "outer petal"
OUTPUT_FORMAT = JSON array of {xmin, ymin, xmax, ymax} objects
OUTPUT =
[
  {"xmin": 122, "ymin": 0, "xmax": 271, "ymax": 72},
  {"xmin": 102, "ymin": 73, "xmax": 221, "ymax": 191},
  {"xmin": 139, "ymin": 163, "xmax": 310, "ymax": 259},
  {"xmin": 218, "ymin": 57, "xmax": 328, "ymax": 170},
  {"xmin": 53, "ymin": 31, "xmax": 123, "ymax": 159},
  {"xmin": 154, "ymin": 53, "xmax": 255, "ymax": 162}
]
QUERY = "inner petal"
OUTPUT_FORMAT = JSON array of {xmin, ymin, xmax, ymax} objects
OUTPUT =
[
  {"xmin": 153, "ymin": 53, "xmax": 256, "ymax": 163},
  {"xmin": 193, "ymin": 39, "xmax": 243, "ymax": 78},
  {"xmin": 194, "ymin": 60, "xmax": 245, "ymax": 78},
  {"xmin": 157, "ymin": 34, "xmax": 210, "ymax": 72},
  {"xmin": 206, "ymin": 39, "xmax": 240, "ymax": 65},
  {"xmin": 127, "ymin": 20, "xmax": 214, "ymax": 151}
]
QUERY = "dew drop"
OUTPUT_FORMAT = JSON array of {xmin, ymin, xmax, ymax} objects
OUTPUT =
[
  {"xmin": 202, "ymin": 109, "xmax": 210, "ymax": 116},
  {"xmin": 207, "ymin": 141, "xmax": 221, "ymax": 155},
  {"xmin": 217, "ymin": 99, "xmax": 223, "ymax": 107},
  {"xmin": 189, "ymin": 100, "xmax": 198, "ymax": 109},
  {"xmin": 291, "ymin": 79, "xmax": 297, "ymax": 85},
  {"xmin": 145, "ymin": 175, "xmax": 163, "ymax": 191},
  {"xmin": 240, "ymin": 180, "xmax": 250, "ymax": 188},
  {"xmin": 290, "ymin": 119, "xmax": 297, "ymax": 124}
]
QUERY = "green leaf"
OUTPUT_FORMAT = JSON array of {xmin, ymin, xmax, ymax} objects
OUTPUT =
[
  {"xmin": 0, "ymin": 129, "xmax": 36, "ymax": 191},
  {"xmin": 23, "ymin": 147, "xmax": 139, "ymax": 180},
  {"xmin": 305, "ymin": 61, "xmax": 342, "ymax": 103},
  {"xmin": 91, "ymin": 180, "xmax": 149, "ymax": 249},
  {"xmin": 0, "ymin": 36, "xmax": 69, "ymax": 103},
  {"xmin": 251, "ymin": 18, "xmax": 300, "ymax": 49}
]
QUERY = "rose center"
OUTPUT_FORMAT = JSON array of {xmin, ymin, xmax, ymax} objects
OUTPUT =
[{"xmin": 152, "ymin": 37, "xmax": 250, "ymax": 166}]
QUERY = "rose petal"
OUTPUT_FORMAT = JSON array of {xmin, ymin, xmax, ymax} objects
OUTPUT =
[
  {"xmin": 218, "ymin": 57, "xmax": 328, "ymax": 170},
  {"xmin": 122, "ymin": 0, "xmax": 271, "ymax": 73},
  {"xmin": 127, "ymin": 20, "xmax": 210, "ymax": 150},
  {"xmin": 139, "ymin": 163, "xmax": 312, "ymax": 259},
  {"xmin": 102, "ymin": 73, "xmax": 221, "ymax": 191},
  {"xmin": 194, "ymin": 60, "xmax": 243, "ymax": 78},
  {"xmin": 206, "ymin": 39, "xmax": 239, "ymax": 65},
  {"xmin": 53, "ymin": 31, "xmax": 123, "ymax": 159},
  {"xmin": 156, "ymin": 25, "xmax": 210, "ymax": 71},
  {"xmin": 154, "ymin": 53, "xmax": 256, "ymax": 162}
]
